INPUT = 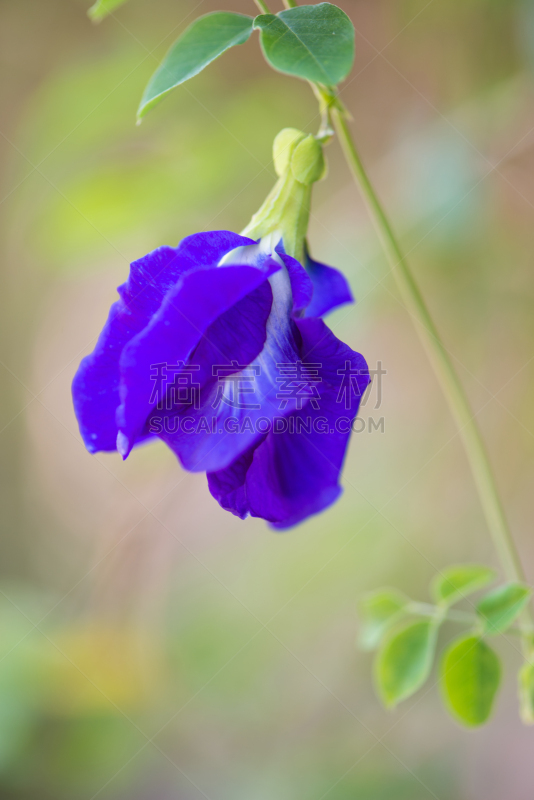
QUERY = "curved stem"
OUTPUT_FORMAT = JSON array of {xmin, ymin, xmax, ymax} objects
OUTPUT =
[{"xmin": 332, "ymin": 109, "xmax": 532, "ymax": 635}]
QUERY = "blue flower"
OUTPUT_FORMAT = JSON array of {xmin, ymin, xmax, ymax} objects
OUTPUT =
[{"xmin": 72, "ymin": 230, "xmax": 370, "ymax": 528}]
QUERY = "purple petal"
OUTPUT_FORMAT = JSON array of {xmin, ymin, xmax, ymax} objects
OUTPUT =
[
  {"xmin": 207, "ymin": 317, "xmax": 370, "ymax": 528},
  {"xmin": 73, "ymin": 246, "xmax": 187, "ymax": 452},
  {"xmin": 117, "ymin": 261, "xmax": 280, "ymax": 456},
  {"xmin": 72, "ymin": 231, "xmax": 254, "ymax": 454},
  {"xmin": 151, "ymin": 269, "xmax": 308, "ymax": 472},
  {"xmin": 206, "ymin": 439, "xmax": 262, "ymax": 519},
  {"xmin": 276, "ymin": 251, "xmax": 313, "ymax": 316},
  {"xmin": 190, "ymin": 282, "xmax": 274, "ymax": 387},
  {"xmin": 175, "ymin": 230, "xmax": 256, "ymax": 270},
  {"xmin": 304, "ymin": 255, "xmax": 354, "ymax": 318}
]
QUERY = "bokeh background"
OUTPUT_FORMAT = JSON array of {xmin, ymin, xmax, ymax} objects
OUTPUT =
[{"xmin": 1, "ymin": 0, "xmax": 534, "ymax": 797}]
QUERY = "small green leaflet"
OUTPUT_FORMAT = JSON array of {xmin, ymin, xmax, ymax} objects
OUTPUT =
[
  {"xmin": 432, "ymin": 564, "xmax": 495, "ymax": 607},
  {"xmin": 358, "ymin": 589, "xmax": 408, "ymax": 651},
  {"xmin": 138, "ymin": 12, "xmax": 255, "ymax": 119},
  {"xmin": 476, "ymin": 582, "xmax": 531, "ymax": 635},
  {"xmin": 375, "ymin": 620, "xmax": 437, "ymax": 708},
  {"xmin": 88, "ymin": 0, "xmax": 129, "ymax": 22},
  {"xmin": 441, "ymin": 635, "xmax": 501, "ymax": 727},
  {"xmin": 254, "ymin": 3, "xmax": 355, "ymax": 87}
]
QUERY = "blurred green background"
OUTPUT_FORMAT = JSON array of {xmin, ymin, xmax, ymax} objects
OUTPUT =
[{"xmin": 1, "ymin": 0, "xmax": 534, "ymax": 797}]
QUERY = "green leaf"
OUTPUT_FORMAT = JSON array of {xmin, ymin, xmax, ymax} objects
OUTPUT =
[
  {"xmin": 432, "ymin": 564, "xmax": 496, "ymax": 607},
  {"xmin": 518, "ymin": 661, "xmax": 534, "ymax": 725},
  {"xmin": 476, "ymin": 582, "xmax": 531, "ymax": 635},
  {"xmin": 441, "ymin": 635, "xmax": 501, "ymax": 727},
  {"xmin": 254, "ymin": 3, "xmax": 355, "ymax": 87},
  {"xmin": 358, "ymin": 589, "xmax": 408, "ymax": 651},
  {"xmin": 88, "ymin": 0, "xmax": 129, "ymax": 22},
  {"xmin": 375, "ymin": 620, "xmax": 437, "ymax": 708},
  {"xmin": 138, "ymin": 12, "xmax": 255, "ymax": 119}
]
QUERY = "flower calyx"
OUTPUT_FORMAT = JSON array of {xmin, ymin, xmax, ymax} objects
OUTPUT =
[{"xmin": 242, "ymin": 128, "xmax": 326, "ymax": 264}]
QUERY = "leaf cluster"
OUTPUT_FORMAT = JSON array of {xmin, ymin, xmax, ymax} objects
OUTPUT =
[
  {"xmin": 358, "ymin": 565, "xmax": 532, "ymax": 727},
  {"xmin": 87, "ymin": 2, "xmax": 355, "ymax": 121}
]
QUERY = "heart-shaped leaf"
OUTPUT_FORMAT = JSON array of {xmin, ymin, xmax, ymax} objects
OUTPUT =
[
  {"xmin": 432, "ymin": 564, "xmax": 495, "ymax": 607},
  {"xmin": 441, "ymin": 635, "xmax": 501, "ymax": 727},
  {"xmin": 476, "ymin": 583, "xmax": 531, "ymax": 635},
  {"xmin": 88, "ymin": 0, "xmax": 129, "ymax": 22},
  {"xmin": 138, "ymin": 12, "xmax": 255, "ymax": 119},
  {"xmin": 375, "ymin": 619, "xmax": 438, "ymax": 708},
  {"xmin": 358, "ymin": 588, "xmax": 408, "ymax": 651},
  {"xmin": 254, "ymin": 3, "xmax": 355, "ymax": 86}
]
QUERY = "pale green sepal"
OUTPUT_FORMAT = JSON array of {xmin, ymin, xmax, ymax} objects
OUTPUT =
[
  {"xmin": 242, "ymin": 127, "xmax": 326, "ymax": 263},
  {"xmin": 242, "ymin": 173, "xmax": 311, "ymax": 264},
  {"xmin": 273, "ymin": 129, "xmax": 306, "ymax": 177},
  {"xmin": 242, "ymin": 175, "xmax": 285, "ymax": 240},
  {"xmin": 291, "ymin": 135, "xmax": 325, "ymax": 185},
  {"xmin": 280, "ymin": 181, "xmax": 311, "ymax": 264}
]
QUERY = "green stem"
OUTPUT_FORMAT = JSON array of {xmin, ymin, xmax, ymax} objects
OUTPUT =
[
  {"xmin": 409, "ymin": 602, "xmax": 525, "ymax": 635},
  {"xmin": 408, "ymin": 602, "xmax": 476, "ymax": 625},
  {"xmin": 332, "ymin": 109, "xmax": 533, "ymax": 638},
  {"xmin": 253, "ymin": 0, "xmax": 271, "ymax": 13},
  {"xmin": 246, "ymin": 0, "xmax": 532, "ymax": 651}
]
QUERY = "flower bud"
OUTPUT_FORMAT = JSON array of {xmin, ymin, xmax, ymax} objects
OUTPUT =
[
  {"xmin": 273, "ymin": 128, "xmax": 306, "ymax": 177},
  {"xmin": 291, "ymin": 135, "xmax": 325, "ymax": 185},
  {"xmin": 242, "ymin": 128, "xmax": 327, "ymax": 262}
]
